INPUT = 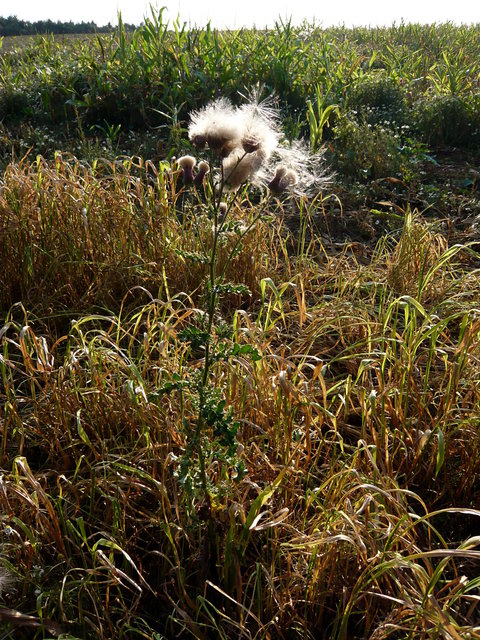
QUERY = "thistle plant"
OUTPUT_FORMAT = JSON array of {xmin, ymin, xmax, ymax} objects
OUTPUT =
[{"xmin": 165, "ymin": 94, "xmax": 331, "ymax": 534}]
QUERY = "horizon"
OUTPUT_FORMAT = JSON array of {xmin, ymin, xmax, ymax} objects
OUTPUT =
[
  {"xmin": 0, "ymin": 1, "xmax": 479, "ymax": 30},
  {"xmin": 2, "ymin": 14, "xmax": 480, "ymax": 30}
]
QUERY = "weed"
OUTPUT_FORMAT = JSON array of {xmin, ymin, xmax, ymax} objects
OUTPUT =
[
  {"xmin": 414, "ymin": 94, "xmax": 480, "ymax": 148},
  {"xmin": 346, "ymin": 72, "xmax": 407, "ymax": 127},
  {"xmin": 333, "ymin": 115, "xmax": 403, "ymax": 181}
]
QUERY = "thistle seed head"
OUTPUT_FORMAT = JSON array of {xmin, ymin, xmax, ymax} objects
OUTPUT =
[
  {"xmin": 239, "ymin": 96, "xmax": 281, "ymax": 159},
  {"xmin": 187, "ymin": 92, "xmax": 332, "ymax": 196},
  {"xmin": 193, "ymin": 160, "xmax": 210, "ymax": 187},
  {"xmin": 188, "ymin": 98, "xmax": 242, "ymax": 156},
  {"xmin": 191, "ymin": 133, "xmax": 207, "ymax": 149},
  {"xmin": 268, "ymin": 165, "xmax": 299, "ymax": 194},
  {"xmin": 265, "ymin": 140, "xmax": 333, "ymax": 196},
  {"xmin": 222, "ymin": 148, "xmax": 266, "ymax": 191},
  {"xmin": 177, "ymin": 155, "xmax": 196, "ymax": 170},
  {"xmin": 197, "ymin": 160, "xmax": 210, "ymax": 175},
  {"xmin": 219, "ymin": 202, "xmax": 228, "ymax": 217},
  {"xmin": 177, "ymin": 155, "xmax": 197, "ymax": 185},
  {"xmin": 241, "ymin": 135, "xmax": 261, "ymax": 154}
]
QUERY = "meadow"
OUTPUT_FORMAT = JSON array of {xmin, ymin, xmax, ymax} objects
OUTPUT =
[{"xmin": 1, "ymin": 12, "xmax": 480, "ymax": 639}]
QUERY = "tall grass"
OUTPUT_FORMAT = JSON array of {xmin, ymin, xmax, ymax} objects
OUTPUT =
[
  {"xmin": 1, "ymin": 150, "xmax": 480, "ymax": 638},
  {"xmin": 1, "ymin": 11, "xmax": 480, "ymax": 639}
]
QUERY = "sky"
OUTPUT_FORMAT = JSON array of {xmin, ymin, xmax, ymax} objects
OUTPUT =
[{"xmin": 0, "ymin": 0, "xmax": 479, "ymax": 29}]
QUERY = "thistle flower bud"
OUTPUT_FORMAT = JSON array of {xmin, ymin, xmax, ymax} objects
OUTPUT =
[
  {"xmin": 177, "ymin": 155, "xmax": 196, "ymax": 185},
  {"xmin": 219, "ymin": 202, "xmax": 228, "ymax": 217},
  {"xmin": 193, "ymin": 160, "xmax": 210, "ymax": 187}
]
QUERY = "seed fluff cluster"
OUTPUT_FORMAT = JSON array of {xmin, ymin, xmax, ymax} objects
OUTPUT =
[{"xmin": 187, "ymin": 94, "xmax": 331, "ymax": 195}]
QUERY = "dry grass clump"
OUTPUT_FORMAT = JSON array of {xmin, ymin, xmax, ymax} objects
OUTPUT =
[
  {"xmin": 386, "ymin": 207, "xmax": 456, "ymax": 303},
  {"xmin": 0, "ymin": 154, "xmax": 167, "ymax": 311},
  {"xmin": 0, "ymin": 154, "xmax": 272, "ymax": 316},
  {"xmin": 2, "ymin": 156, "xmax": 480, "ymax": 639},
  {"xmin": 3, "ymin": 303, "xmax": 480, "ymax": 639}
]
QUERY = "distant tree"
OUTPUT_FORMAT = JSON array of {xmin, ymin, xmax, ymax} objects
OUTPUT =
[{"xmin": 0, "ymin": 15, "xmax": 134, "ymax": 36}]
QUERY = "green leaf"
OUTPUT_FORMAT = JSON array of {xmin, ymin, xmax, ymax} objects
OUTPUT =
[
  {"xmin": 76, "ymin": 410, "xmax": 91, "ymax": 445},
  {"xmin": 435, "ymin": 428, "xmax": 445, "ymax": 478},
  {"xmin": 175, "ymin": 249, "xmax": 209, "ymax": 264}
]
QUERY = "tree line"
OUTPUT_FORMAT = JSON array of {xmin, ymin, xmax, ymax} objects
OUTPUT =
[{"xmin": 0, "ymin": 15, "xmax": 136, "ymax": 36}]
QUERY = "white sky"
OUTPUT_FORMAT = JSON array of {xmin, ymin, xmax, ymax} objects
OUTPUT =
[{"xmin": 0, "ymin": 0, "xmax": 478, "ymax": 29}]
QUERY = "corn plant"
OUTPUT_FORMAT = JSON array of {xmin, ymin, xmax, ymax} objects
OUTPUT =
[{"xmin": 307, "ymin": 83, "xmax": 339, "ymax": 151}]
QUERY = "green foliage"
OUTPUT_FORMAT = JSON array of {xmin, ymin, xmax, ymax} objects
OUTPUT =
[
  {"xmin": 414, "ymin": 94, "xmax": 480, "ymax": 147},
  {"xmin": 427, "ymin": 50, "xmax": 478, "ymax": 95},
  {"xmin": 346, "ymin": 72, "xmax": 408, "ymax": 126},
  {"xmin": 0, "ymin": 85, "xmax": 31, "ymax": 120},
  {"xmin": 333, "ymin": 115, "xmax": 403, "ymax": 180},
  {"xmin": 1, "ymin": 17, "xmax": 480, "ymax": 166},
  {"xmin": 307, "ymin": 83, "xmax": 339, "ymax": 150},
  {"xmin": 1, "ymin": 15, "xmax": 480, "ymax": 640}
]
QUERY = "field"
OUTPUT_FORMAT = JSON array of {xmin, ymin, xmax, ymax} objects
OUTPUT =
[{"xmin": 1, "ymin": 13, "xmax": 480, "ymax": 639}]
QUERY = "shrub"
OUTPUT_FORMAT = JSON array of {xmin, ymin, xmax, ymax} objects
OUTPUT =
[
  {"xmin": 333, "ymin": 115, "xmax": 403, "ymax": 181},
  {"xmin": 413, "ymin": 94, "xmax": 480, "ymax": 148},
  {"xmin": 346, "ymin": 73, "xmax": 407, "ymax": 126},
  {"xmin": 0, "ymin": 86, "xmax": 32, "ymax": 122}
]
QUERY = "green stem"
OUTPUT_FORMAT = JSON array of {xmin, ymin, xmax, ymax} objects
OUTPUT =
[
  {"xmin": 193, "ymin": 153, "xmax": 257, "ymax": 509},
  {"xmin": 219, "ymin": 193, "xmax": 273, "ymax": 281}
]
